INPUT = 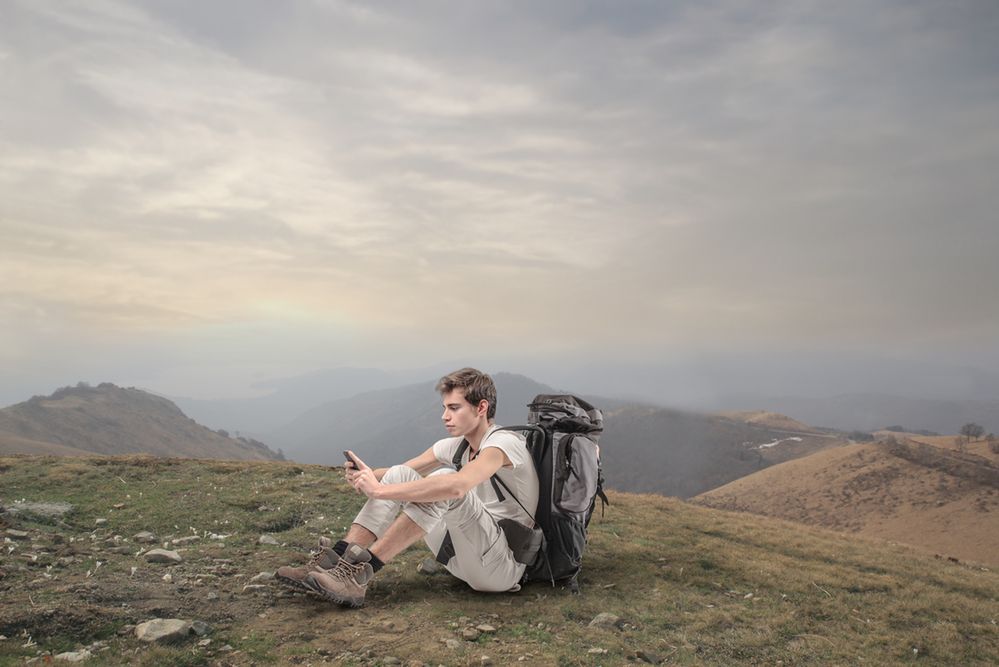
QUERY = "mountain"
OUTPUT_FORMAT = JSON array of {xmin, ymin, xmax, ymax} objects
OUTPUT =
[
  {"xmin": 271, "ymin": 374, "xmax": 845, "ymax": 498},
  {"xmin": 600, "ymin": 406, "xmax": 844, "ymax": 498},
  {"xmin": 719, "ymin": 393, "xmax": 999, "ymax": 435},
  {"xmin": 169, "ymin": 367, "xmax": 400, "ymax": 436},
  {"xmin": 0, "ymin": 383, "xmax": 283, "ymax": 461},
  {"xmin": 1, "ymin": 454, "xmax": 997, "ymax": 665},
  {"xmin": 270, "ymin": 373, "xmax": 559, "ymax": 465},
  {"xmin": 169, "ymin": 364, "xmax": 465, "ymax": 436},
  {"xmin": 692, "ymin": 434, "xmax": 999, "ymax": 566}
]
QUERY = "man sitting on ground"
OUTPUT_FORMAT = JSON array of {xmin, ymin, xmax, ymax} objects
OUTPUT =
[{"xmin": 276, "ymin": 367, "xmax": 539, "ymax": 606}]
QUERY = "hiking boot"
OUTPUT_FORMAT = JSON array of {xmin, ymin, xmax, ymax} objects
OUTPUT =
[
  {"xmin": 303, "ymin": 543, "xmax": 374, "ymax": 607},
  {"xmin": 275, "ymin": 536, "xmax": 340, "ymax": 592}
]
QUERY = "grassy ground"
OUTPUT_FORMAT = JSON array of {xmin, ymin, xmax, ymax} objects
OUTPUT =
[{"xmin": 1, "ymin": 455, "xmax": 997, "ymax": 666}]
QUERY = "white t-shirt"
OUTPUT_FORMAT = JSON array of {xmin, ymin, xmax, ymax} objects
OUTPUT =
[{"xmin": 432, "ymin": 426, "xmax": 540, "ymax": 528}]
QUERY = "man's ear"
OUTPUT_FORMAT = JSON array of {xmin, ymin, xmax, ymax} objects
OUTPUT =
[{"xmin": 477, "ymin": 399, "xmax": 489, "ymax": 418}]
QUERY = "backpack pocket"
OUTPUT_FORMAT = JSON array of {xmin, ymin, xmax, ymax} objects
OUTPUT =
[{"xmin": 553, "ymin": 433, "xmax": 599, "ymax": 516}]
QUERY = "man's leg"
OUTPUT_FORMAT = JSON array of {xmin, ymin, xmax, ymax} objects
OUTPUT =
[
  {"xmin": 369, "ymin": 512, "xmax": 426, "ymax": 563},
  {"xmin": 276, "ymin": 465, "xmax": 420, "ymax": 594}
]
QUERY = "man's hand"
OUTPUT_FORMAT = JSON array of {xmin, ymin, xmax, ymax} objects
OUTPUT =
[{"xmin": 344, "ymin": 450, "xmax": 380, "ymax": 497}]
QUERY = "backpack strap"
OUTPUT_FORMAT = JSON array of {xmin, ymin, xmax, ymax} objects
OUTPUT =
[{"xmin": 451, "ymin": 429, "xmax": 539, "ymax": 525}]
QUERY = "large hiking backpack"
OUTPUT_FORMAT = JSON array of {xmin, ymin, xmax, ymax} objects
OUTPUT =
[{"xmin": 453, "ymin": 394, "xmax": 608, "ymax": 592}]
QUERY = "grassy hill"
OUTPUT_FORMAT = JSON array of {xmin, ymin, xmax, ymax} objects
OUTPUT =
[
  {"xmin": 1, "ymin": 455, "xmax": 997, "ymax": 665},
  {"xmin": 693, "ymin": 435, "xmax": 999, "ymax": 567},
  {"xmin": 0, "ymin": 384, "xmax": 282, "ymax": 461}
]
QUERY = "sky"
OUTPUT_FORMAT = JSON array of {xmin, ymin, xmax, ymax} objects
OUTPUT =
[{"xmin": 2, "ymin": 0, "xmax": 998, "ymax": 406}]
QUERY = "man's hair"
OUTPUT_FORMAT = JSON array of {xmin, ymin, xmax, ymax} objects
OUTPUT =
[{"xmin": 435, "ymin": 368, "xmax": 497, "ymax": 420}]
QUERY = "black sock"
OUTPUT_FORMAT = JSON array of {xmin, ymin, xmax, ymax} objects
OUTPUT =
[
  {"xmin": 368, "ymin": 552, "xmax": 384, "ymax": 573},
  {"xmin": 333, "ymin": 540, "xmax": 349, "ymax": 557}
]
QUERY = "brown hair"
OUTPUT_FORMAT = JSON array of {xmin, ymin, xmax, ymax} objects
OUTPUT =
[{"xmin": 435, "ymin": 368, "xmax": 497, "ymax": 420}]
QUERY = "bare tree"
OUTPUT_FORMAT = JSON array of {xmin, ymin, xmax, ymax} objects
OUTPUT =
[
  {"xmin": 987, "ymin": 433, "xmax": 999, "ymax": 455},
  {"xmin": 960, "ymin": 423, "xmax": 985, "ymax": 442}
]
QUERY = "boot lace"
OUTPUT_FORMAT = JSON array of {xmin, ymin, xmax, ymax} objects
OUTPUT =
[{"xmin": 327, "ymin": 558, "xmax": 366, "ymax": 585}]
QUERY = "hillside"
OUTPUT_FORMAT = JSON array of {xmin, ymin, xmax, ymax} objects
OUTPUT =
[
  {"xmin": 693, "ymin": 437, "xmax": 999, "ymax": 567},
  {"xmin": 600, "ymin": 406, "xmax": 843, "ymax": 497},
  {"xmin": 1, "ymin": 455, "xmax": 997, "ymax": 665},
  {"xmin": 0, "ymin": 384, "xmax": 283, "ymax": 461},
  {"xmin": 271, "ymin": 376, "xmax": 844, "ymax": 498}
]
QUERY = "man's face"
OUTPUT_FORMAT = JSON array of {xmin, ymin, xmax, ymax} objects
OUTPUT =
[{"xmin": 441, "ymin": 389, "xmax": 485, "ymax": 436}]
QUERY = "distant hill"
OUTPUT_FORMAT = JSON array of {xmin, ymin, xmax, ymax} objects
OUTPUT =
[
  {"xmin": 693, "ymin": 436, "xmax": 999, "ymax": 566},
  {"xmin": 271, "ymin": 375, "xmax": 844, "ymax": 498},
  {"xmin": 600, "ymin": 406, "xmax": 844, "ymax": 498},
  {"xmin": 270, "ymin": 373, "xmax": 560, "ymax": 465},
  {"xmin": 729, "ymin": 393, "xmax": 999, "ymax": 435},
  {"xmin": 170, "ymin": 367, "xmax": 402, "ymax": 436},
  {"xmin": 0, "ymin": 383, "xmax": 283, "ymax": 461}
]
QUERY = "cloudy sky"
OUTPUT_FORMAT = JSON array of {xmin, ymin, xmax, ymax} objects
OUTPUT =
[{"xmin": 2, "ymin": 0, "xmax": 998, "ymax": 405}]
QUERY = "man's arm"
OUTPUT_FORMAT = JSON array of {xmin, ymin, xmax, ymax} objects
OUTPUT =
[
  {"xmin": 351, "ymin": 447, "xmax": 510, "ymax": 502},
  {"xmin": 352, "ymin": 446, "xmax": 442, "ymax": 482}
]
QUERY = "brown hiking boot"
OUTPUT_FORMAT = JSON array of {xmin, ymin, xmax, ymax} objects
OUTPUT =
[
  {"xmin": 303, "ymin": 543, "xmax": 374, "ymax": 607},
  {"xmin": 275, "ymin": 536, "xmax": 340, "ymax": 592}
]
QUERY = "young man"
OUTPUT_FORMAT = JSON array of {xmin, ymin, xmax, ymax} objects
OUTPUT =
[{"xmin": 276, "ymin": 368, "xmax": 540, "ymax": 607}]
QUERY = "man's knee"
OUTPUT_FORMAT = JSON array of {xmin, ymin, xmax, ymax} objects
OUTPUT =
[{"xmin": 381, "ymin": 464, "xmax": 422, "ymax": 484}]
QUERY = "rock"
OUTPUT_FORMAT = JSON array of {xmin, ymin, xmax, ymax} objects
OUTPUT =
[
  {"xmin": 191, "ymin": 621, "xmax": 211, "ymax": 637},
  {"xmin": 249, "ymin": 571, "xmax": 274, "ymax": 583},
  {"xmin": 54, "ymin": 649, "xmax": 92, "ymax": 662},
  {"xmin": 258, "ymin": 535, "xmax": 279, "ymax": 545},
  {"xmin": 197, "ymin": 639, "xmax": 211, "ymax": 647},
  {"xmin": 206, "ymin": 591, "xmax": 219, "ymax": 601},
  {"xmin": 242, "ymin": 584, "xmax": 269, "ymax": 593},
  {"xmin": 144, "ymin": 549, "xmax": 182, "ymax": 564},
  {"xmin": 94, "ymin": 518, "xmax": 107, "ymax": 526},
  {"xmin": 113, "ymin": 503, "xmax": 126, "ymax": 510},
  {"xmin": 135, "ymin": 619, "xmax": 194, "ymax": 643},
  {"xmin": 133, "ymin": 531, "xmax": 157, "ymax": 544},
  {"xmin": 172, "ymin": 536, "xmax": 200, "ymax": 546},
  {"xmin": 587, "ymin": 648, "xmax": 608, "ymax": 654},
  {"xmin": 162, "ymin": 574, "xmax": 173, "ymax": 583},
  {"xmin": 588, "ymin": 613, "xmax": 621, "ymax": 629},
  {"xmin": 636, "ymin": 650, "xmax": 662, "ymax": 665},
  {"xmin": 417, "ymin": 557, "xmax": 445, "ymax": 575},
  {"xmin": 5, "ymin": 529, "xmax": 29, "ymax": 540},
  {"xmin": 461, "ymin": 627, "xmax": 480, "ymax": 641},
  {"xmin": 444, "ymin": 639, "xmax": 462, "ymax": 650},
  {"xmin": 480, "ymin": 656, "xmax": 493, "ymax": 666},
  {"xmin": 475, "ymin": 624, "xmax": 496, "ymax": 634},
  {"xmin": 383, "ymin": 658, "xmax": 401, "ymax": 665}
]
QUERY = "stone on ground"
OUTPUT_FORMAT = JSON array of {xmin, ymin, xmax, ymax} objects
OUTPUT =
[{"xmin": 135, "ymin": 619, "xmax": 194, "ymax": 643}]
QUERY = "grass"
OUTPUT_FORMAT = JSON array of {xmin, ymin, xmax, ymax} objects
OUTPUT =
[{"xmin": 1, "ymin": 455, "xmax": 998, "ymax": 665}]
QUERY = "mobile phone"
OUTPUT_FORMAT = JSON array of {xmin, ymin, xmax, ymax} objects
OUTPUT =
[{"xmin": 343, "ymin": 450, "xmax": 360, "ymax": 468}]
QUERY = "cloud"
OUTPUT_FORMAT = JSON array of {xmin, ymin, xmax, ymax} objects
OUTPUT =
[{"xmin": 2, "ymin": 0, "xmax": 998, "ymax": 399}]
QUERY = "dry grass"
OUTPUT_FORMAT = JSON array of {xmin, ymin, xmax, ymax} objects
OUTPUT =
[{"xmin": 695, "ymin": 441, "xmax": 999, "ymax": 567}]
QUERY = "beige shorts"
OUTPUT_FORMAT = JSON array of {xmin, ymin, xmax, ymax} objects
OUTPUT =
[{"xmin": 352, "ymin": 465, "xmax": 524, "ymax": 592}]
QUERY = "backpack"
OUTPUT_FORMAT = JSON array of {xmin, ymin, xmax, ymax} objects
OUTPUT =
[{"xmin": 452, "ymin": 394, "xmax": 608, "ymax": 593}]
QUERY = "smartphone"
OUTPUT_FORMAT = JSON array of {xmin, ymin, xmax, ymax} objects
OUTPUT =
[{"xmin": 343, "ymin": 450, "xmax": 361, "ymax": 469}]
